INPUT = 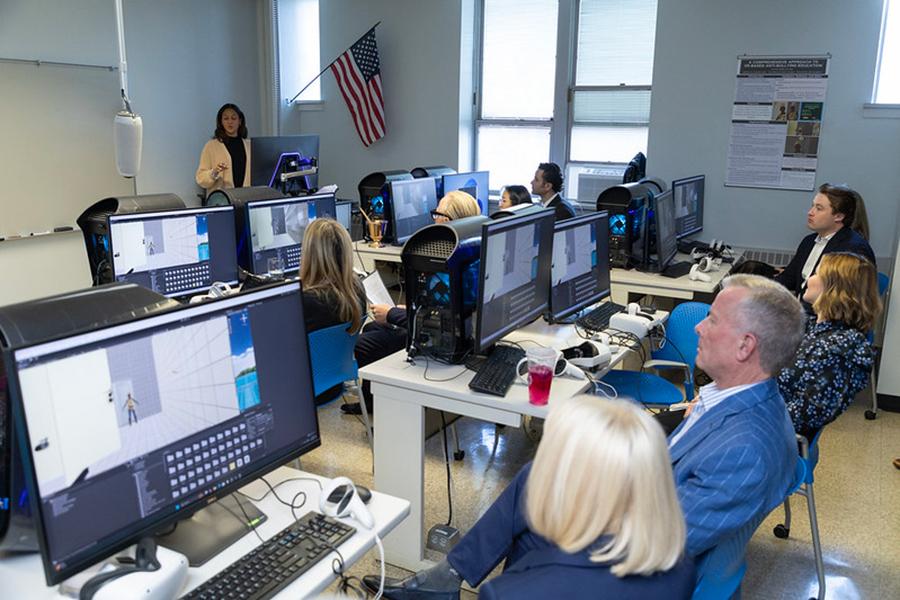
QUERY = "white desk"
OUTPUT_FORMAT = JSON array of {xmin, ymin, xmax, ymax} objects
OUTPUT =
[
  {"xmin": 352, "ymin": 240, "xmax": 403, "ymax": 273},
  {"xmin": 609, "ymin": 254, "xmax": 730, "ymax": 305},
  {"xmin": 361, "ymin": 318, "xmax": 629, "ymax": 571},
  {"xmin": 0, "ymin": 467, "xmax": 410, "ymax": 599}
]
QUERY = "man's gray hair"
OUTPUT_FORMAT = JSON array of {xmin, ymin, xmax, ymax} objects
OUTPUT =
[{"xmin": 721, "ymin": 274, "xmax": 806, "ymax": 375}]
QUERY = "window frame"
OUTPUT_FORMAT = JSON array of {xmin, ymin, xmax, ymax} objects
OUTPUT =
[{"xmin": 473, "ymin": 0, "xmax": 655, "ymax": 200}]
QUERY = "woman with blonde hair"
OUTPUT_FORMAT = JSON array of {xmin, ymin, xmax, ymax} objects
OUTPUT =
[
  {"xmin": 778, "ymin": 251, "xmax": 882, "ymax": 439},
  {"xmin": 431, "ymin": 190, "xmax": 481, "ymax": 223},
  {"xmin": 300, "ymin": 218, "xmax": 366, "ymax": 403},
  {"xmin": 368, "ymin": 397, "xmax": 694, "ymax": 599}
]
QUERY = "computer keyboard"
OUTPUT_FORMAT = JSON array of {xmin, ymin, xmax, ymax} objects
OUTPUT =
[
  {"xmin": 468, "ymin": 345, "xmax": 525, "ymax": 397},
  {"xmin": 575, "ymin": 301, "xmax": 626, "ymax": 332},
  {"xmin": 181, "ymin": 511, "xmax": 356, "ymax": 600}
]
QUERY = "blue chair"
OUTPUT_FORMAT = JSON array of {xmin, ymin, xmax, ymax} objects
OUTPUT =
[
  {"xmin": 865, "ymin": 271, "xmax": 890, "ymax": 420},
  {"xmin": 308, "ymin": 322, "xmax": 374, "ymax": 455},
  {"xmin": 691, "ymin": 516, "xmax": 761, "ymax": 599},
  {"xmin": 602, "ymin": 302, "xmax": 710, "ymax": 407},
  {"xmin": 772, "ymin": 430, "xmax": 825, "ymax": 600}
]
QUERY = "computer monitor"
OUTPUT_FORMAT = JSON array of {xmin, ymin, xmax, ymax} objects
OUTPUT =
[
  {"xmin": 672, "ymin": 175, "xmax": 704, "ymax": 239},
  {"xmin": 389, "ymin": 178, "xmax": 439, "ymax": 245},
  {"xmin": 653, "ymin": 190, "xmax": 678, "ymax": 272},
  {"xmin": 5, "ymin": 282, "xmax": 319, "ymax": 585},
  {"xmin": 475, "ymin": 209, "xmax": 555, "ymax": 352},
  {"xmin": 108, "ymin": 206, "xmax": 239, "ymax": 299},
  {"xmin": 250, "ymin": 135, "xmax": 319, "ymax": 193},
  {"xmin": 335, "ymin": 201, "xmax": 353, "ymax": 231},
  {"xmin": 442, "ymin": 171, "xmax": 489, "ymax": 215},
  {"xmin": 549, "ymin": 211, "xmax": 611, "ymax": 321},
  {"xmin": 245, "ymin": 193, "xmax": 337, "ymax": 275}
]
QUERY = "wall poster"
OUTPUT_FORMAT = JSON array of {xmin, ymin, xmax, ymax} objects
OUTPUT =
[{"xmin": 725, "ymin": 55, "xmax": 829, "ymax": 191}]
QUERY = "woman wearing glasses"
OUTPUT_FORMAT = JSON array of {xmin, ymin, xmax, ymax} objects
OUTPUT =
[{"xmin": 345, "ymin": 192, "xmax": 480, "ymax": 415}]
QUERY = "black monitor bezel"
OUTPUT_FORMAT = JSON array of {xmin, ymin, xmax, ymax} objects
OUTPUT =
[
  {"xmin": 5, "ymin": 281, "xmax": 319, "ymax": 585},
  {"xmin": 441, "ymin": 171, "xmax": 490, "ymax": 215},
  {"xmin": 107, "ymin": 205, "xmax": 240, "ymax": 297},
  {"xmin": 671, "ymin": 174, "xmax": 705, "ymax": 239},
  {"xmin": 549, "ymin": 211, "xmax": 611, "ymax": 321},
  {"xmin": 389, "ymin": 178, "xmax": 439, "ymax": 245},
  {"xmin": 475, "ymin": 208, "xmax": 555, "ymax": 353},
  {"xmin": 243, "ymin": 192, "xmax": 337, "ymax": 275},
  {"xmin": 653, "ymin": 190, "xmax": 678, "ymax": 272}
]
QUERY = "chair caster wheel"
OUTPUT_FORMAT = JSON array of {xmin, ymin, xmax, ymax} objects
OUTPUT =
[
  {"xmin": 865, "ymin": 410, "xmax": 877, "ymax": 420},
  {"xmin": 453, "ymin": 449, "xmax": 465, "ymax": 461},
  {"xmin": 773, "ymin": 524, "xmax": 790, "ymax": 539}
]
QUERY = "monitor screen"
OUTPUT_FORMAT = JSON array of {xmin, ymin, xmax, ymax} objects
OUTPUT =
[
  {"xmin": 653, "ymin": 190, "xmax": 678, "ymax": 271},
  {"xmin": 442, "ymin": 171, "xmax": 489, "ymax": 215},
  {"xmin": 250, "ymin": 135, "xmax": 319, "ymax": 190},
  {"xmin": 109, "ymin": 206, "xmax": 239, "ymax": 299},
  {"xmin": 245, "ymin": 193, "xmax": 337, "ymax": 275},
  {"xmin": 550, "ymin": 211, "xmax": 611, "ymax": 320},
  {"xmin": 672, "ymin": 175, "xmax": 704, "ymax": 239},
  {"xmin": 476, "ymin": 209, "xmax": 555, "ymax": 352},
  {"xmin": 336, "ymin": 201, "xmax": 353, "ymax": 231},
  {"xmin": 390, "ymin": 178, "xmax": 439, "ymax": 244},
  {"xmin": 7, "ymin": 282, "xmax": 319, "ymax": 585}
]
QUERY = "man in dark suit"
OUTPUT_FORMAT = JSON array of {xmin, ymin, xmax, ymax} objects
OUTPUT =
[
  {"xmin": 366, "ymin": 275, "xmax": 804, "ymax": 599},
  {"xmin": 776, "ymin": 183, "xmax": 875, "ymax": 296},
  {"xmin": 530, "ymin": 162, "xmax": 576, "ymax": 221}
]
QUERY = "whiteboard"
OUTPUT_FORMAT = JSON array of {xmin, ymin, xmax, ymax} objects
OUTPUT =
[{"xmin": 0, "ymin": 62, "xmax": 133, "ymax": 237}]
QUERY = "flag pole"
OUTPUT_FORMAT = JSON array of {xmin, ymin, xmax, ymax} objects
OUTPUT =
[{"xmin": 288, "ymin": 21, "xmax": 382, "ymax": 104}]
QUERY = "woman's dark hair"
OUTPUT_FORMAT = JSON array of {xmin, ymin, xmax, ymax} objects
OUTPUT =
[
  {"xmin": 538, "ymin": 162, "xmax": 564, "ymax": 193},
  {"xmin": 214, "ymin": 103, "xmax": 248, "ymax": 142},
  {"xmin": 503, "ymin": 185, "xmax": 532, "ymax": 206},
  {"xmin": 818, "ymin": 183, "xmax": 869, "ymax": 241}
]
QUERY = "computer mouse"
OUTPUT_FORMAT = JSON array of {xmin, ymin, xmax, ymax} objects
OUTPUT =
[{"xmin": 327, "ymin": 483, "xmax": 372, "ymax": 505}]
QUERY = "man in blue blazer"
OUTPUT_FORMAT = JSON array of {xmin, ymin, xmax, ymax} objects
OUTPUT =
[
  {"xmin": 776, "ymin": 183, "xmax": 875, "ymax": 297},
  {"xmin": 367, "ymin": 275, "xmax": 804, "ymax": 600}
]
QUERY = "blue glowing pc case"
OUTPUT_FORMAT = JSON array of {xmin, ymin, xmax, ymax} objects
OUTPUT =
[{"xmin": 401, "ymin": 216, "xmax": 490, "ymax": 364}]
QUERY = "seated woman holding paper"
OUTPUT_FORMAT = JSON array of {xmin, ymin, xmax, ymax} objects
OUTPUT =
[
  {"xmin": 346, "ymin": 192, "xmax": 481, "ymax": 415},
  {"xmin": 300, "ymin": 218, "xmax": 366, "ymax": 404}
]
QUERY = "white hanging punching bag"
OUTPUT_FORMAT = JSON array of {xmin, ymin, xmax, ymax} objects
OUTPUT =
[{"xmin": 114, "ymin": 110, "xmax": 142, "ymax": 177}]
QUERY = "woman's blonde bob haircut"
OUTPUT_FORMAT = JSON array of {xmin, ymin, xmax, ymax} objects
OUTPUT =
[
  {"xmin": 525, "ymin": 396, "xmax": 686, "ymax": 577},
  {"xmin": 299, "ymin": 218, "xmax": 363, "ymax": 332},
  {"xmin": 813, "ymin": 252, "xmax": 882, "ymax": 332},
  {"xmin": 438, "ymin": 190, "xmax": 480, "ymax": 221}
]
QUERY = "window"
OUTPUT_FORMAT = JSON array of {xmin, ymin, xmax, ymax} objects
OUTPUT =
[
  {"xmin": 278, "ymin": 0, "xmax": 321, "ymax": 103},
  {"xmin": 874, "ymin": 0, "xmax": 900, "ymax": 103},
  {"xmin": 475, "ymin": 0, "xmax": 658, "ymax": 201}
]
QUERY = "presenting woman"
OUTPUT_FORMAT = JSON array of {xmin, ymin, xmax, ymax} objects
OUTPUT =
[
  {"xmin": 196, "ymin": 103, "xmax": 251, "ymax": 198},
  {"xmin": 778, "ymin": 251, "xmax": 881, "ymax": 440}
]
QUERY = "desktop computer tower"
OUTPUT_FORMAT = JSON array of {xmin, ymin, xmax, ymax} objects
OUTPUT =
[
  {"xmin": 77, "ymin": 193, "xmax": 185, "ymax": 286},
  {"xmin": 357, "ymin": 170, "xmax": 413, "ymax": 243},
  {"xmin": 0, "ymin": 283, "xmax": 177, "ymax": 552},
  {"xmin": 402, "ymin": 216, "xmax": 489, "ymax": 363},
  {"xmin": 597, "ymin": 181, "xmax": 659, "ymax": 269}
]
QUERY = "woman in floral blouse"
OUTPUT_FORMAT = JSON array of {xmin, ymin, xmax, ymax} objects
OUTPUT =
[{"xmin": 777, "ymin": 252, "xmax": 882, "ymax": 440}]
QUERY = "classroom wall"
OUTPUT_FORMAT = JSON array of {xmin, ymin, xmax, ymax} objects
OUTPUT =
[
  {"xmin": 280, "ymin": 0, "xmax": 465, "ymax": 200},
  {"xmin": 648, "ymin": 0, "xmax": 900, "ymax": 259},
  {"xmin": 0, "ymin": 0, "xmax": 264, "ymax": 306}
]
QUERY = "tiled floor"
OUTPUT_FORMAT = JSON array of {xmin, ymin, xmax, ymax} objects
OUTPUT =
[{"xmin": 304, "ymin": 392, "xmax": 900, "ymax": 599}]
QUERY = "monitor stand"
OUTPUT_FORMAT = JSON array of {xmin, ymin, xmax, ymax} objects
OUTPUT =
[{"xmin": 155, "ymin": 495, "xmax": 267, "ymax": 566}]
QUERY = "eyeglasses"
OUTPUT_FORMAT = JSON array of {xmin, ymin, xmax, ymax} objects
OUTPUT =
[{"xmin": 430, "ymin": 210, "xmax": 451, "ymax": 220}]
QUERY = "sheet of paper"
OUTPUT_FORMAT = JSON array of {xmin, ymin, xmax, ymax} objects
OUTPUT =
[{"xmin": 363, "ymin": 271, "xmax": 394, "ymax": 307}]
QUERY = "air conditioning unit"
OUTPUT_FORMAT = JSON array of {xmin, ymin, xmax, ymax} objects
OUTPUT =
[{"xmin": 575, "ymin": 166, "xmax": 627, "ymax": 205}]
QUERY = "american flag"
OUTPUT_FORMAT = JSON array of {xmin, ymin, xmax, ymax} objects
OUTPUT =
[{"xmin": 330, "ymin": 29, "xmax": 385, "ymax": 147}]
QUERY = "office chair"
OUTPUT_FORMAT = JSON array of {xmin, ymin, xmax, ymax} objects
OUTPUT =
[
  {"xmin": 601, "ymin": 302, "xmax": 710, "ymax": 407},
  {"xmin": 864, "ymin": 271, "xmax": 890, "ymax": 420},
  {"xmin": 691, "ymin": 517, "xmax": 760, "ymax": 600},
  {"xmin": 772, "ymin": 430, "xmax": 825, "ymax": 600},
  {"xmin": 308, "ymin": 322, "xmax": 374, "ymax": 457}
]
